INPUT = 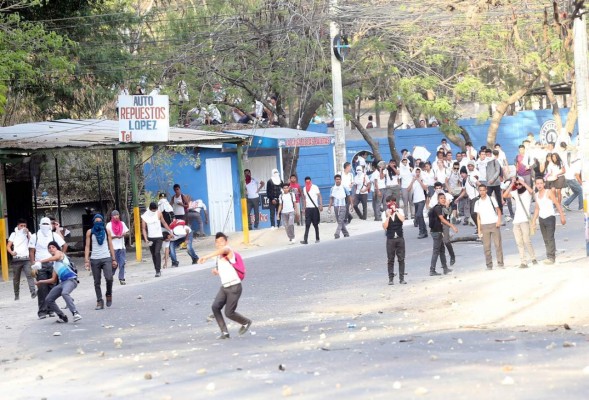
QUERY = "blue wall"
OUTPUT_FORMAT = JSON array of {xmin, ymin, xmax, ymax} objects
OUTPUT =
[
  {"xmin": 296, "ymin": 145, "xmax": 335, "ymax": 203},
  {"xmin": 144, "ymin": 147, "xmax": 243, "ymax": 235},
  {"xmin": 345, "ymin": 109, "xmax": 577, "ymax": 166}
]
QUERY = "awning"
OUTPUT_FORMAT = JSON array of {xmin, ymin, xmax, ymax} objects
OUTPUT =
[{"xmin": 223, "ymin": 127, "xmax": 334, "ymax": 149}]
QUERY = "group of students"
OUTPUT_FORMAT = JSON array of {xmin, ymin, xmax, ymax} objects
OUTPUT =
[
  {"xmin": 381, "ymin": 133, "xmax": 579, "ymax": 285},
  {"xmin": 8, "ymin": 211, "xmax": 130, "ymax": 324}
]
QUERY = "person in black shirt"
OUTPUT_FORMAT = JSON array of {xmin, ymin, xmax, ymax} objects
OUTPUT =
[
  {"xmin": 382, "ymin": 195, "xmax": 406, "ymax": 285},
  {"xmin": 429, "ymin": 192, "xmax": 458, "ymax": 276}
]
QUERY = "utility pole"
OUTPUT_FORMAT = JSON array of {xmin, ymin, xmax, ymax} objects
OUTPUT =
[
  {"xmin": 572, "ymin": 0, "xmax": 589, "ymax": 255},
  {"xmin": 330, "ymin": 0, "xmax": 347, "ymax": 173}
]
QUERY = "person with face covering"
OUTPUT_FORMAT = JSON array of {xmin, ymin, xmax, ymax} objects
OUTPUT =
[
  {"xmin": 29, "ymin": 217, "xmax": 67, "ymax": 319},
  {"xmin": 266, "ymin": 168, "xmax": 284, "ymax": 229},
  {"xmin": 84, "ymin": 214, "xmax": 117, "ymax": 310},
  {"xmin": 8, "ymin": 218, "xmax": 35, "ymax": 301}
]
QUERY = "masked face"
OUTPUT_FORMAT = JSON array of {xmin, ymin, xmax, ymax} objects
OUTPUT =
[{"xmin": 40, "ymin": 223, "xmax": 52, "ymax": 234}]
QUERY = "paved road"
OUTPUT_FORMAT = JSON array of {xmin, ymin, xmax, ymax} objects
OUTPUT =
[{"xmin": 2, "ymin": 214, "xmax": 589, "ymax": 399}]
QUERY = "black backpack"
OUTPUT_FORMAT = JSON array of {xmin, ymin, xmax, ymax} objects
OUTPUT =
[
  {"xmin": 428, "ymin": 206, "xmax": 439, "ymax": 229},
  {"xmin": 162, "ymin": 210, "xmax": 174, "ymax": 225}
]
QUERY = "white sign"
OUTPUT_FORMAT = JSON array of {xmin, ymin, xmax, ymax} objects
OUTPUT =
[
  {"xmin": 118, "ymin": 95, "xmax": 169, "ymax": 142},
  {"xmin": 412, "ymin": 146, "xmax": 431, "ymax": 162}
]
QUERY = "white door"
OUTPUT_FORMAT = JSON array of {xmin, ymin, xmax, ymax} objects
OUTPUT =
[{"xmin": 206, "ymin": 157, "xmax": 235, "ymax": 233}]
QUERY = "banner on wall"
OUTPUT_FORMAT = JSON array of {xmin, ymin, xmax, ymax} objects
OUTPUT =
[{"xmin": 118, "ymin": 95, "xmax": 169, "ymax": 142}]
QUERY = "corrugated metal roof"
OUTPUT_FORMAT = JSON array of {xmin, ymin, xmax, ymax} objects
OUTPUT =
[
  {"xmin": 223, "ymin": 127, "xmax": 333, "ymax": 139},
  {"xmin": 0, "ymin": 119, "xmax": 246, "ymax": 152}
]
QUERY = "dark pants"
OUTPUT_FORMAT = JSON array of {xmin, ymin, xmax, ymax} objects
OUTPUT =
[
  {"xmin": 386, "ymin": 237, "xmax": 405, "ymax": 280},
  {"xmin": 539, "ymin": 215, "xmax": 557, "ymax": 261},
  {"xmin": 430, "ymin": 232, "xmax": 447, "ymax": 271},
  {"xmin": 469, "ymin": 198, "xmax": 478, "ymax": 231},
  {"xmin": 269, "ymin": 199, "xmax": 280, "ymax": 227},
  {"xmin": 12, "ymin": 259, "xmax": 35, "ymax": 297},
  {"xmin": 354, "ymin": 193, "xmax": 368, "ymax": 220},
  {"xmin": 442, "ymin": 225, "xmax": 455, "ymax": 259},
  {"xmin": 212, "ymin": 283, "xmax": 249, "ymax": 333},
  {"xmin": 90, "ymin": 257, "xmax": 113, "ymax": 302},
  {"xmin": 303, "ymin": 207, "xmax": 320, "ymax": 241},
  {"xmin": 372, "ymin": 191, "xmax": 383, "ymax": 221},
  {"xmin": 345, "ymin": 196, "xmax": 353, "ymax": 223},
  {"xmin": 36, "ymin": 263, "xmax": 54, "ymax": 317},
  {"xmin": 247, "ymin": 198, "xmax": 260, "ymax": 229},
  {"xmin": 148, "ymin": 237, "xmax": 163, "ymax": 272},
  {"xmin": 414, "ymin": 201, "xmax": 427, "ymax": 235}
]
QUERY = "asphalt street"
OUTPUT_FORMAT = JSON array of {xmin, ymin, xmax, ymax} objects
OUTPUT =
[{"xmin": 1, "ymin": 213, "xmax": 589, "ymax": 400}]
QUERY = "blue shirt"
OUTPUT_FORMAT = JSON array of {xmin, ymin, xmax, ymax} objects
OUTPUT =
[{"xmin": 53, "ymin": 256, "xmax": 77, "ymax": 281}]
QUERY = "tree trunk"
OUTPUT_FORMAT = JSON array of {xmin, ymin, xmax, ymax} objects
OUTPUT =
[
  {"xmin": 375, "ymin": 97, "xmax": 381, "ymax": 128},
  {"xmin": 349, "ymin": 116, "xmax": 383, "ymax": 162},
  {"xmin": 564, "ymin": 76, "xmax": 578, "ymax": 136},
  {"xmin": 542, "ymin": 72, "xmax": 563, "ymax": 132},
  {"xmin": 387, "ymin": 110, "xmax": 400, "ymax": 162},
  {"xmin": 487, "ymin": 76, "xmax": 538, "ymax": 147},
  {"xmin": 445, "ymin": 126, "xmax": 471, "ymax": 151}
]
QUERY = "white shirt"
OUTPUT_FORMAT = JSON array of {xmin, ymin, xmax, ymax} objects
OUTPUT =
[
  {"xmin": 279, "ymin": 191, "xmax": 296, "ymax": 213},
  {"xmin": 565, "ymin": 159, "xmax": 581, "ymax": 180},
  {"xmin": 421, "ymin": 170, "xmax": 435, "ymax": 186},
  {"xmin": 106, "ymin": 221, "xmax": 129, "ymax": 250},
  {"xmin": 29, "ymin": 231, "xmax": 66, "ymax": 261},
  {"xmin": 465, "ymin": 172, "xmax": 479, "ymax": 199},
  {"xmin": 341, "ymin": 171, "xmax": 354, "ymax": 191},
  {"xmin": 385, "ymin": 170, "xmax": 399, "ymax": 187},
  {"xmin": 216, "ymin": 247, "xmax": 241, "ymax": 287},
  {"xmin": 466, "ymin": 147, "xmax": 478, "ymax": 160},
  {"xmin": 245, "ymin": 178, "xmax": 261, "ymax": 199},
  {"xmin": 399, "ymin": 166, "xmax": 414, "ymax": 189},
  {"xmin": 8, "ymin": 230, "xmax": 30, "ymax": 258},
  {"xmin": 354, "ymin": 173, "xmax": 370, "ymax": 194},
  {"xmin": 429, "ymin": 191, "xmax": 454, "ymax": 208},
  {"xmin": 511, "ymin": 190, "xmax": 532, "ymax": 224},
  {"xmin": 303, "ymin": 184, "xmax": 321, "ymax": 208},
  {"xmin": 141, "ymin": 210, "xmax": 163, "ymax": 238},
  {"xmin": 188, "ymin": 199, "xmax": 207, "ymax": 212},
  {"xmin": 172, "ymin": 194, "xmax": 186, "ymax": 216},
  {"xmin": 411, "ymin": 179, "xmax": 426, "ymax": 203},
  {"xmin": 330, "ymin": 185, "xmax": 349, "ymax": 207},
  {"xmin": 474, "ymin": 196, "xmax": 499, "ymax": 225},
  {"xmin": 370, "ymin": 170, "xmax": 387, "ymax": 190},
  {"xmin": 476, "ymin": 159, "xmax": 488, "ymax": 181}
]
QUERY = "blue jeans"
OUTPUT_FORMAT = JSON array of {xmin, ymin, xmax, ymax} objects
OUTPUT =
[
  {"xmin": 114, "ymin": 249, "xmax": 126, "ymax": 280},
  {"xmin": 170, "ymin": 237, "xmax": 198, "ymax": 264},
  {"xmin": 44, "ymin": 278, "xmax": 78, "ymax": 317},
  {"xmin": 564, "ymin": 179, "xmax": 583, "ymax": 210}
]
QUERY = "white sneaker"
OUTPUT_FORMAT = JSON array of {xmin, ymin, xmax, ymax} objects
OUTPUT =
[
  {"xmin": 270, "ymin": 226, "xmax": 277, "ymax": 230},
  {"xmin": 505, "ymin": 216, "xmax": 512, "ymax": 222}
]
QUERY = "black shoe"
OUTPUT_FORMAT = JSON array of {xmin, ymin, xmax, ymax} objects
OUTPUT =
[
  {"xmin": 172, "ymin": 261, "xmax": 179, "ymax": 268},
  {"xmin": 300, "ymin": 241, "xmax": 308, "ymax": 245},
  {"xmin": 217, "ymin": 332, "xmax": 230, "ymax": 340},
  {"xmin": 334, "ymin": 234, "xmax": 340, "ymax": 239},
  {"xmin": 38, "ymin": 313, "xmax": 49, "ymax": 320},
  {"xmin": 239, "ymin": 320, "xmax": 252, "ymax": 335},
  {"xmin": 56, "ymin": 314, "xmax": 68, "ymax": 323},
  {"xmin": 31, "ymin": 291, "xmax": 37, "ymax": 299},
  {"xmin": 95, "ymin": 300, "xmax": 104, "ymax": 310},
  {"xmin": 191, "ymin": 256, "xmax": 199, "ymax": 265},
  {"xmin": 119, "ymin": 279, "xmax": 126, "ymax": 285},
  {"xmin": 417, "ymin": 234, "xmax": 428, "ymax": 239},
  {"xmin": 430, "ymin": 270, "xmax": 441, "ymax": 276},
  {"xmin": 155, "ymin": 271, "xmax": 161, "ymax": 277},
  {"xmin": 414, "ymin": 220, "xmax": 418, "ymax": 227},
  {"xmin": 14, "ymin": 294, "xmax": 19, "ymax": 301},
  {"xmin": 399, "ymin": 279, "xmax": 407, "ymax": 284},
  {"xmin": 450, "ymin": 257, "xmax": 456, "ymax": 266},
  {"xmin": 388, "ymin": 277, "xmax": 394, "ymax": 285},
  {"xmin": 106, "ymin": 295, "xmax": 112, "ymax": 307},
  {"xmin": 443, "ymin": 267, "xmax": 453, "ymax": 275},
  {"xmin": 343, "ymin": 234, "xmax": 349, "ymax": 237}
]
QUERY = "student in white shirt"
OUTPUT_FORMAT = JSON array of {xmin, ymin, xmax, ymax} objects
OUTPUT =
[
  {"xmin": 502, "ymin": 177, "xmax": 536, "ymax": 268},
  {"xmin": 474, "ymin": 184, "xmax": 503, "ymax": 269},
  {"xmin": 278, "ymin": 183, "xmax": 297, "ymax": 243},
  {"xmin": 8, "ymin": 219, "xmax": 35, "ymax": 300},
  {"xmin": 300, "ymin": 176, "xmax": 323, "ymax": 244}
]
